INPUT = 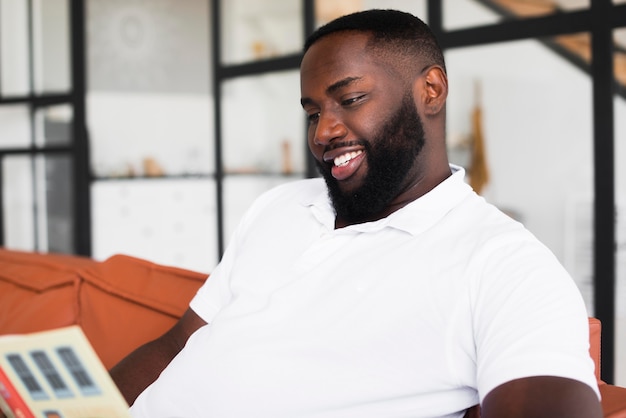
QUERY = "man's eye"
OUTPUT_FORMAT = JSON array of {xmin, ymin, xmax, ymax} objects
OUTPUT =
[
  {"xmin": 342, "ymin": 95, "xmax": 364, "ymax": 106},
  {"xmin": 307, "ymin": 112, "xmax": 320, "ymax": 124}
]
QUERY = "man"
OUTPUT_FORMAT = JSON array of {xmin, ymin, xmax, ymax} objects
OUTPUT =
[{"xmin": 112, "ymin": 10, "xmax": 602, "ymax": 417}]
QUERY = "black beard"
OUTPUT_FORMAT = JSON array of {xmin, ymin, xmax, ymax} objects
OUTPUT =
[{"xmin": 316, "ymin": 94, "xmax": 426, "ymax": 224}]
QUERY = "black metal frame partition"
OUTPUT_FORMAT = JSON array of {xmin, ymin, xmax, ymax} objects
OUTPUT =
[
  {"xmin": 0, "ymin": 0, "xmax": 90, "ymax": 256},
  {"xmin": 70, "ymin": 0, "xmax": 91, "ymax": 257},
  {"xmin": 210, "ymin": 0, "xmax": 625, "ymax": 384}
]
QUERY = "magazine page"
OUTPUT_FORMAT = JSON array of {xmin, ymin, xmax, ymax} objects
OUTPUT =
[{"xmin": 0, "ymin": 326, "xmax": 130, "ymax": 418}]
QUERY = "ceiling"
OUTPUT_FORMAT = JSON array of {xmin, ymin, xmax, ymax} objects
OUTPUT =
[
  {"xmin": 490, "ymin": 0, "xmax": 626, "ymax": 90},
  {"xmin": 494, "ymin": 0, "xmax": 626, "ymax": 46}
]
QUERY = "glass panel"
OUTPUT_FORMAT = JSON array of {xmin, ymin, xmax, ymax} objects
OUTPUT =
[
  {"xmin": 443, "ymin": 0, "xmax": 590, "ymax": 31},
  {"xmin": 87, "ymin": 93, "xmax": 214, "ymax": 178},
  {"xmin": 0, "ymin": 105, "xmax": 31, "ymax": 148},
  {"xmin": 445, "ymin": 36, "xmax": 594, "ymax": 309},
  {"xmin": 2, "ymin": 156, "xmax": 35, "ymax": 250},
  {"xmin": 614, "ymin": 28, "xmax": 626, "ymax": 387},
  {"xmin": 32, "ymin": 0, "xmax": 71, "ymax": 94},
  {"xmin": 41, "ymin": 153, "xmax": 74, "ymax": 253},
  {"xmin": 91, "ymin": 179, "xmax": 218, "ymax": 272},
  {"xmin": 35, "ymin": 104, "xmax": 73, "ymax": 147},
  {"xmin": 220, "ymin": 0, "xmax": 302, "ymax": 64},
  {"xmin": 0, "ymin": 0, "xmax": 30, "ymax": 96},
  {"xmin": 315, "ymin": 0, "xmax": 428, "ymax": 27},
  {"xmin": 87, "ymin": 0, "xmax": 211, "ymax": 95},
  {"xmin": 222, "ymin": 70, "xmax": 304, "ymax": 176},
  {"xmin": 87, "ymin": 0, "xmax": 213, "ymax": 179},
  {"xmin": 223, "ymin": 176, "xmax": 293, "ymax": 246}
]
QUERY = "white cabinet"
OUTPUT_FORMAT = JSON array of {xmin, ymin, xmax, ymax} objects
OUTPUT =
[{"xmin": 92, "ymin": 179, "xmax": 218, "ymax": 273}]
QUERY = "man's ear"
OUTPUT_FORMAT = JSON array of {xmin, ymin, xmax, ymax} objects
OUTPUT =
[{"xmin": 414, "ymin": 66, "xmax": 448, "ymax": 116}]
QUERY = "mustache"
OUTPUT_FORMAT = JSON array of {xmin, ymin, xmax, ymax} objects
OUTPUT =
[{"xmin": 324, "ymin": 139, "xmax": 368, "ymax": 153}]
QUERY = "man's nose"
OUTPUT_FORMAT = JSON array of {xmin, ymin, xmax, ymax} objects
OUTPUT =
[{"xmin": 314, "ymin": 112, "xmax": 348, "ymax": 146}]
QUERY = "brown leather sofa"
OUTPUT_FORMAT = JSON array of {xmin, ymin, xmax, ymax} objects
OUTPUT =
[
  {"xmin": 590, "ymin": 315, "xmax": 626, "ymax": 418},
  {"xmin": 1, "ymin": 248, "xmax": 625, "ymax": 416},
  {"xmin": 0, "ymin": 248, "xmax": 207, "ymax": 370}
]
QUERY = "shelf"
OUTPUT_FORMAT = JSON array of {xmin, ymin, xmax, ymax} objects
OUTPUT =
[
  {"xmin": 92, "ymin": 173, "xmax": 216, "ymax": 182},
  {"xmin": 92, "ymin": 171, "xmax": 307, "ymax": 182}
]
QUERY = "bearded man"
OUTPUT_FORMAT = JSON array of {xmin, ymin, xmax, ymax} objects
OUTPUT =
[{"xmin": 112, "ymin": 9, "xmax": 602, "ymax": 418}]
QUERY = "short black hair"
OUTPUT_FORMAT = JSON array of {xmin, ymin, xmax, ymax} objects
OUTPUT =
[{"xmin": 304, "ymin": 9, "xmax": 446, "ymax": 74}]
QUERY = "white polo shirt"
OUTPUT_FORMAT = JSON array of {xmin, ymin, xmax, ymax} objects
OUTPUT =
[{"xmin": 131, "ymin": 167, "xmax": 598, "ymax": 418}]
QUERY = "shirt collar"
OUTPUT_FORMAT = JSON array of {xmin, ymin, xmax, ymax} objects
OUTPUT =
[{"xmin": 302, "ymin": 165, "xmax": 473, "ymax": 235}]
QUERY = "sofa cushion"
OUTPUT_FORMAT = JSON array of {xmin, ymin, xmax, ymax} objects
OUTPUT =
[
  {"xmin": 78, "ymin": 254, "xmax": 208, "ymax": 368},
  {"xmin": 600, "ymin": 383, "xmax": 626, "ymax": 418},
  {"xmin": 0, "ymin": 249, "xmax": 208, "ymax": 369},
  {"xmin": 0, "ymin": 249, "xmax": 98, "ymax": 334},
  {"xmin": 80, "ymin": 254, "xmax": 208, "ymax": 318}
]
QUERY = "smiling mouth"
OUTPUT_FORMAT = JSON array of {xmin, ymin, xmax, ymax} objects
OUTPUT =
[{"xmin": 333, "ymin": 150, "xmax": 363, "ymax": 167}]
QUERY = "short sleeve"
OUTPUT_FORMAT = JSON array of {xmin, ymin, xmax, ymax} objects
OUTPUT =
[{"xmin": 471, "ymin": 232, "xmax": 600, "ymax": 402}]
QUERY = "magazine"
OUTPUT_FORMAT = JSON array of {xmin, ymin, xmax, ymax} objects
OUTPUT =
[{"xmin": 0, "ymin": 326, "xmax": 130, "ymax": 418}]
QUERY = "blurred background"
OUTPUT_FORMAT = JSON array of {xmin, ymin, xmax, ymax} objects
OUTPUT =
[{"xmin": 0, "ymin": 0, "xmax": 625, "ymax": 385}]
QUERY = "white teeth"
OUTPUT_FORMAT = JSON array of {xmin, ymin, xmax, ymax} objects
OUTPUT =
[{"xmin": 334, "ymin": 150, "xmax": 363, "ymax": 167}]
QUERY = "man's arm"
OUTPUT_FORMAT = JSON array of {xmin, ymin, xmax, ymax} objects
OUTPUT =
[
  {"xmin": 109, "ymin": 308, "xmax": 207, "ymax": 406},
  {"xmin": 481, "ymin": 376, "xmax": 602, "ymax": 418}
]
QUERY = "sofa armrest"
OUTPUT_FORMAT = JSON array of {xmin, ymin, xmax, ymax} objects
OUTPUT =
[{"xmin": 589, "ymin": 317, "xmax": 603, "ymax": 383}]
